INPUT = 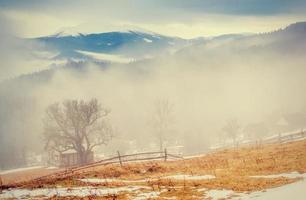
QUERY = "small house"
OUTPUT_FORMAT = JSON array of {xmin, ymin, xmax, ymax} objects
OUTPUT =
[
  {"xmin": 59, "ymin": 150, "xmax": 94, "ymax": 167},
  {"xmin": 60, "ymin": 149, "xmax": 78, "ymax": 167}
]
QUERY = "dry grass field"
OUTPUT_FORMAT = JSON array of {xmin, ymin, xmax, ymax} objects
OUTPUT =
[
  {"xmin": 0, "ymin": 167, "xmax": 61, "ymax": 185},
  {"xmin": 1, "ymin": 139, "xmax": 306, "ymax": 199}
]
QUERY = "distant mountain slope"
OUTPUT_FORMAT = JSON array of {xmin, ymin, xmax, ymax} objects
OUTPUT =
[
  {"xmin": 174, "ymin": 21, "xmax": 306, "ymax": 61},
  {"xmin": 33, "ymin": 31, "xmax": 193, "ymax": 62},
  {"xmin": 8, "ymin": 21, "xmax": 305, "ymax": 84}
]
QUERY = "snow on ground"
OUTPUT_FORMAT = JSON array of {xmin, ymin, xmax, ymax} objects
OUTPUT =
[
  {"xmin": 162, "ymin": 174, "xmax": 215, "ymax": 180},
  {"xmin": 80, "ymin": 174, "xmax": 215, "ymax": 184},
  {"xmin": 0, "ymin": 166, "xmax": 45, "ymax": 175},
  {"xmin": 205, "ymin": 173, "xmax": 306, "ymax": 200},
  {"xmin": 250, "ymin": 171, "xmax": 306, "ymax": 179},
  {"xmin": 205, "ymin": 189, "xmax": 236, "ymax": 200},
  {"xmin": 2, "ymin": 172, "xmax": 305, "ymax": 199},
  {"xmin": 45, "ymin": 166, "xmax": 59, "ymax": 170},
  {"xmin": 237, "ymin": 178, "xmax": 306, "ymax": 200},
  {"xmin": 151, "ymin": 35, "xmax": 161, "ymax": 39},
  {"xmin": 134, "ymin": 191, "xmax": 162, "ymax": 200},
  {"xmin": 143, "ymin": 38, "xmax": 153, "ymax": 43},
  {"xmin": 0, "ymin": 186, "xmax": 149, "ymax": 199},
  {"xmin": 80, "ymin": 178, "xmax": 153, "ymax": 183}
]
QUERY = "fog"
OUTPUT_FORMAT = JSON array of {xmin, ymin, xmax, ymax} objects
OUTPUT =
[
  {"xmin": 0, "ymin": 14, "xmax": 55, "ymax": 82},
  {"xmin": 1, "ymin": 24, "xmax": 306, "ymax": 169}
]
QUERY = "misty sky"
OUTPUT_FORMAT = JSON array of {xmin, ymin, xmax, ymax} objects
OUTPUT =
[
  {"xmin": 1, "ymin": 0, "xmax": 306, "ymax": 80},
  {"xmin": 1, "ymin": 0, "xmax": 306, "ymax": 38}
]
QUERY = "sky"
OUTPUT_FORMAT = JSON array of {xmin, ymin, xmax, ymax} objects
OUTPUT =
[{"xmin": 0, "ymin": 0, "xmax": 306, "ymax": 38}]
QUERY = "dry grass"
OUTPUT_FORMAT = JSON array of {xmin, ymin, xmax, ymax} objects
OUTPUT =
[
  {"xmin": 0, "ymin": 167, "xmax": 60, "ymax": 185},
  {"xmin": 46, "ymin": 194, "xmax": 128, "ymax": 200},
  {"xmin": 2, "ymin": 139, "xmax": 306, "ymax": 199}
]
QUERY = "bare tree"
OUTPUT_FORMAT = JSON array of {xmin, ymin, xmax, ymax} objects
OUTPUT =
[
  {"xmin": 222, "ymin": 119, "xmax": 240, "ymax": 146},
  {"xmin": 150, "ymin": 99, "xmax": 174, "ymax": 151},
  {"xmin": 43, "ymin": 98, "xmax": 112, "ymax": 165}
]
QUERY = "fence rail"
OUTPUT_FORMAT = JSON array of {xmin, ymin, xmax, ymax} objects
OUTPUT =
[
  {"xmin": 1, "ymin": 148, "xmax": 183, "ymax": 189},
  {"xmin": 263, "ymin": 130, "xmax": 306, "ymax": 144},
  {"xmin": 209, "ymin": 129, "xmax": 306, "ymax": 152},
  {"xmin": 242, "ymin": 129, "xmax": 306, "ymax": 147}
]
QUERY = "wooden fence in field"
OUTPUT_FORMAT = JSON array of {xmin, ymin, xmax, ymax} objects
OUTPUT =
[
  {"xmin": 209, "ymin": 129, "xmax": 306, "ymax": 152},
  {"xmin": 240, "ymin": 129, "xmax": 306, "ymax": 147},
  {"xmin": 1, "ymin": 149, "xmax": 183, "ymax": 189},
  {"xmin": 263, "ymin": 130, "xmax": 306, "ymax": 144}
]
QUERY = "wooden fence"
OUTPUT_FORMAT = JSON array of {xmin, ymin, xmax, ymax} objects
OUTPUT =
[
  {"xmin": 238, "ymin": 129, "xmax": 306, "ymax": 148},
  {"xmin": 263, "ymin": 130, "xmax": 306, "ymax": 144},
  {"xmin": 209, "ymin": 129, "xmax": 306, "ymax": 152},
  {"xmin": 1, "ymin": 148, "xmax": 183, "ymax": 189}
]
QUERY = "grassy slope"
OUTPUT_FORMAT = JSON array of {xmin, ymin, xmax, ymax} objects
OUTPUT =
[{"xmin": 3, "ymin": 139, "xmax": 306, "ymax": 199}]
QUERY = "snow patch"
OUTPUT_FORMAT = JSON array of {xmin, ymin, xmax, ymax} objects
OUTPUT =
[
  {"xmin": 237, "ymin": 178, "xmax": 306, "ymax": 199},
  {"xmin": 250, "ymin": 171, "xmax": 305, "ymax": 179},
  {"xmin": 76, "ymin": 50, "xmax": 133, "ymax": 63},
  {"xmin": 0, "ymin": 186, "xmax": 148, "ymax": 199},
  {"xmin": 143, "ymin": 38, "xmax": 153, "ymax": 43},
  {"xmin": 46, "ymin": 166, "xmax": 59, "ymax": 170},
  {"xmin": 80, "ymin": 174, "xmax": 215, "ymax": 184},
  {"xmin": 205, "ymin": 189, "xmax": 236, "ymax": 200},
  {"xmin": 205, "ymin": 173, "xmax": 306, "ymax": 200},
  {"xmin": 152, "ymin": 35, "xmax": 161, "ymax": 39},
  {"xmin": 53, "ymin": 29, "xmax": 82, "ymax": 37},
  {"xmin": 162, "ymin": 174, "xmax": 215, "ymax": 180},
  {"xmin": 134, "ymin": 191, "xmax": 161, "ymax": 200},
  {"xmin": 80, "ymin": 178, "xmax": 152, "ymax": 184}
]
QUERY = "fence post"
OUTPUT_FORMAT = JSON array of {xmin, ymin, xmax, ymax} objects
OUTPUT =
[
  {"xmin": 117, "ymin": 151, "xmax": 123, "ymax": 167},
  {"xmin": 164, "ymin": 148, "xmax": 168, "ymax": 161},
  {"xmin": 0, "ymin": 175, "xmax": 2, "ymax": 193}
]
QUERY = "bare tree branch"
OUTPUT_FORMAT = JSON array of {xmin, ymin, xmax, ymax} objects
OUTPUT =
[{"xmin": 43, "ymin": 98, "xmax": 113, "ymax": 165}]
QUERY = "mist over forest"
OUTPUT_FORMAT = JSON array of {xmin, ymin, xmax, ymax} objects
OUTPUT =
[{"xmin": 1, "ymin": 21, "xmax": 306, "ymax": 170}]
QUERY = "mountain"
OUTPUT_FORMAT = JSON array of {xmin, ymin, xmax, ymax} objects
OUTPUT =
[
  {"xmin": 174, "ymin": 21, "xmax": 306, "ymax": 60},
  {"xmin": 277, "ymin": 21, "xmax": 306, "ymax": 36},
  {"xmin": 32, "ymin": 30, "xmax": 192, "ymax": 63},
  {"xmin": 9, "ymin": 21, "xmax": 305, "ymax": 83}
]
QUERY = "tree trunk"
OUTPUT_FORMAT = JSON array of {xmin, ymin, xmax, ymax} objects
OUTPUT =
[
  {"xmin": 76, "ymin": 144, "xmax": 87, "ymax": 165},
  {"xmin": 78, "ymin": 151, "xmax": 88, "ymax": 165}
]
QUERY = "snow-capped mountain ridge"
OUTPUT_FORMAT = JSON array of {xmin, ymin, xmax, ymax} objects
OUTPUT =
[
  {"xmin": 51, "ymin": 31, "xmax": 83, "ymax": 38},
  {"xmin": 34, "ymin": 30, "xmax": 191, "ymax": 61},
  {"xmin": 23, "ymin": 21, "xmax": 306, "ymax": 72}
]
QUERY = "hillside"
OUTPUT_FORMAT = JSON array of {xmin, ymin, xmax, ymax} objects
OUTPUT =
[
  {"xmin": 174, "ymin": 21, "xmax": 306, "ymax": 60},
  {"xmin": 1, "ymin": 139, "xmax": 305, "ymax": 199}
]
